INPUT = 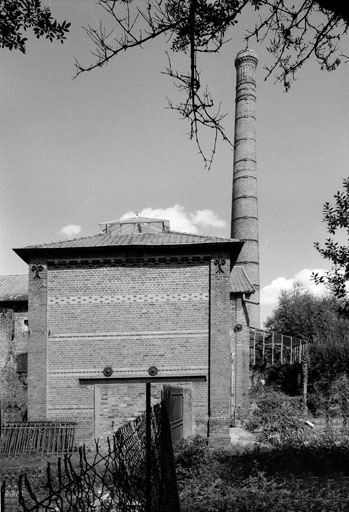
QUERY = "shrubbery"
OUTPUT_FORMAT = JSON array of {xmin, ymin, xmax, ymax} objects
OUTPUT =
[
  {"xmin": 175, "ymin": 433, "xmax": 349, "ymax": 511},
  {"xmin": 247, "ymin": 389, "xmax": 315, "ymax": 446}
]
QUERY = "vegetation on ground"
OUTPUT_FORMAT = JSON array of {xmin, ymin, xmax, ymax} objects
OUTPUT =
[
  {"xmin": 0, "ymin": 362, "xmax": 27, "ymax": 423},
  {"xmin": 263, "ymin": 282, "xmax": 349, "ymax": 419},
  {"xmin": 175, "ymin": 433, "xmax": 349, "ymax": 511},
  {"xmin": 175, "ymin": 378, "xmax": 349, "ymax": 511}
]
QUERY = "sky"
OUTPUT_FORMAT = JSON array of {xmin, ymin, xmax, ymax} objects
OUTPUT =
[{"xmin": 1, "ymin": 1, "xmax": 349, "ymax": 327}]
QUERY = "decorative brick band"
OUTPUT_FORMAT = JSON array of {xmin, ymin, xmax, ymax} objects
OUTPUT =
[
  {"xmin": 48, "ymin": 329, "xmax": 208, "ymax": 340},
  {"xmin": 48, "ymin": 256, "xmax": 210, "ymax": 268},
  {"xmin": 48, "ymin": 292, "xmax": 208, "ymax": 305}
]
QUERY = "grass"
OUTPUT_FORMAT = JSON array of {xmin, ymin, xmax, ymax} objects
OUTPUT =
[
  {"xmin": 175, "ymin": 434, "xmax": 349, "ymax": 511},
  {"xmin": 3, "ymin": 430, "xmax": 349, "ymax": 511}
]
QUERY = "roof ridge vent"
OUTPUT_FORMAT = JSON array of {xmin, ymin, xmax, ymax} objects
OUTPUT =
[{"xmin": 99, "ymin": 217, "xmax": 170, "ymax": 235}]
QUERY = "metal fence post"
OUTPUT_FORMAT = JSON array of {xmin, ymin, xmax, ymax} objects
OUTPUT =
[
  {"xmin": 146, "ymin": 382, "xmax": 151, "ymax": 512},
  {"xmin": 1, "ymin": 479, "xmax": 6, "ymax": 512}
]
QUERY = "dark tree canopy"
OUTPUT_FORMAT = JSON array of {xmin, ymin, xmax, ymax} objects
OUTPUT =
[
  {"xmin": 75, "ymin": 0, "xmax": 349, "ymax": 168},
  {"xmin": 313, "ymin": 178, "xmax": 349, "ymax": 316},
  {"xmin": 0, "ymin": 0, "xmax": 70, "ymax": 53},
  {"xmin": 265, "ymin": 284, "xmax": 349, "ymax": 343}
]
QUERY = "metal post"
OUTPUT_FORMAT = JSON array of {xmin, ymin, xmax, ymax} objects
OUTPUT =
[
  {"xmin": 253, "ymin": 329, "xmax": 256, "ymax": 366},
  {"xmin": 271, "ymin": 333, "xmax": 275, "ymax": 365},
  {"xmin": 1, "ymin": 479, "xmax": 5, "ymax": 512},
  {"xmin": 146, "ymin": 382, "xmax": 151, "ymax": 512}
]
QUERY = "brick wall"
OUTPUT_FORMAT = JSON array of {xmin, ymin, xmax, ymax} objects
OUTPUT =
[
  {"xmin": 231, "ymin": 296, "xmax": 250, "ymax": 425},
  {"xmin": 94, "ymin": 380, "xmax": 207, "ymax": 444},
  {"xmin": 44, "ymin": 257, "xmax": 210, "ymax": 445}
]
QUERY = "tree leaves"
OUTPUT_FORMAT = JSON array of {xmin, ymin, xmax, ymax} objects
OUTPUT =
[
  {"xmin": 313, "ymin": 178, "xmax": 349, "ymax": 316},
  {"xmin": 0, "ymin": 0, "xmax": 70, "ymax": 53}
]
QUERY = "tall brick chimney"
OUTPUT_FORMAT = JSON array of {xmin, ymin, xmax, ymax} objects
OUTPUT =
[{"xmin": 231, "ymin": 48, "xmax": 260, "ymax": 328}]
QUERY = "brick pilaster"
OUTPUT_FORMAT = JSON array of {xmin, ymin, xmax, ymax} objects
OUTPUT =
[
  {"xmin": 208, "ymin": 253, "xmax": 231, "ymax": 442},
  {"xmin": 28, "ymin": 260, "xmax": 47, "ymax": 420}
]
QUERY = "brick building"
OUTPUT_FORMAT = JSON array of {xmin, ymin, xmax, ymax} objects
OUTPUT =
[
  {"xmin": 0, "ymin": 274, "xmax": 29, "ymax": 370},
  {"xmin": 0, "ymin": 274, "xmax": 29, "ymax": 421},
  {"xmin": 13, "ymin": 217, "xmax": 254, "ymax": 445}
]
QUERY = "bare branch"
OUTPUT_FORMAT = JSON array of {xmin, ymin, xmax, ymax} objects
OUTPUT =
[{"xmin": 75, "ymin": 0, "xmax": 349, "ymax": 168}]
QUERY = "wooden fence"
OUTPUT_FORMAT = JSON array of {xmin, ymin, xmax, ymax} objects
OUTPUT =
[{"xmin": 0, "ymin": 421, "xmax": 76, "ymax": 456}]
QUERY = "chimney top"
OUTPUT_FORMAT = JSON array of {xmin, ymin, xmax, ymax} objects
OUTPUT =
[{"xmin": 234, "ymin": 48, "xmax": 258, "ymax": 68}]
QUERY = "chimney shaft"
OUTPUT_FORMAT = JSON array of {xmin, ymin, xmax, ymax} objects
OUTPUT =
[{"xmin": 231, "ymin": 49, "xmax": 260, "ymax": 328}]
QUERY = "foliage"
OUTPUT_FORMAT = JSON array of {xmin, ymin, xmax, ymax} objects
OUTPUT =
[
  {"xmin": 251, "ymin": 362, "xmax": 303, "ymax": 396},
  {"xmin": 265, "ymin": 284, "xmax": 349, "ymax": 342},
  {"xmin": 76, "ymin": 0, "xmax": 349, "ymax": 169},
  {"xmin": 0, "ymin": 0, "xmax": 70, "ymax": 53},
  {"xmin": 174, "ymin": 434, "xmax": 209, "ymax": 470},
  {"xmin": 309, "ymin": 342, "xmax": 349, "ymax": 387},
  {"xmin": 0, "ymin": 359, "xmax": 27, "ymax": 422},
  {"xmin": 313, "ymin": 177, "xmax": 349, "ymax": 317},
  {"xmin": 264, "ymin": 283, "xmax": 349, "ymax": 417},
  {"xmin": 175, "ymin": 434, "xmax": 349, "ymax": 511},
  {"xmin": 247, "ymin": 389, "xmax": 313, "ymax": 445},
  {"xmin": 307, "ymin": 373, "xmax": 349, "ymax": 423}
]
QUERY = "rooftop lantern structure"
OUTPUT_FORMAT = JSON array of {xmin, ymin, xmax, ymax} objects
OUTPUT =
[{"xmin": 99, "ymin": 217, "xmax": 171, "ymax": 235}]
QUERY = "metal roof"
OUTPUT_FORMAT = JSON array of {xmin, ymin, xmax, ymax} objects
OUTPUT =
[
  {"xmin": 230, "ymin": 266, "xmax": 255, "ymax": 294},
  {"xmin": 0, "ymin": 274, "xmax": 28, "ymax": 302},
  {"xmin": 15, "ymin": 230, "xmax": 241, "ymax": 251}
]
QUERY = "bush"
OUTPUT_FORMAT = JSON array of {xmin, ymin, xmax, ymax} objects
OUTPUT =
[
  {"xmin": 251, "ymin": 363, "xmax": 303, "ymax": 396},
  {"xmin": 247, "ymin": 389, "xmax": 314, "ymax": 446},
  {"xmin": 177, "ymin": 435, "xmax": 349, "ymax": 511}
]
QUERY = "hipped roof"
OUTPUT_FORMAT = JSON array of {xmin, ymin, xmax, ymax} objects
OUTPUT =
[
  {"xmin": 0, "ymin": 274, "xmax": 28, "ymax": 302},
  {"xmin": 12, "ymin": 228, "xmax": 254, "ymax": 295},
  {"xmin": 230, "ymin": 266, "xmax": 255, "ymax": 295},
  {"xmin": 14, "ymin": 230, "xmax": 243, "ymax": 262}
]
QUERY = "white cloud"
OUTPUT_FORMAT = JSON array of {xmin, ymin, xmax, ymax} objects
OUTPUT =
[
  {"xmin": 60, "ymin": 224, "xmax": 81, "ymax": 239},
  {"xmin": 121, "ymin": 205, "xmax": 227, "ymax": 235},
  {"xmin": 190, "ymin": 209, "xmax": 227, "ymax": 229},
  {"xmin": 260, "ymin": 268, "xmax": 330, "ymax": 327},
  {"xmin": 261, "ymin": 268, "xmax": 329, "ymax": 306}
]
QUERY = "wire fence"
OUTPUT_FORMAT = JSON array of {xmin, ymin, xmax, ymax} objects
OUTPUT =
[{"xmin": 1, "ymin": 401, "xmax": 180, "ymax": 512}]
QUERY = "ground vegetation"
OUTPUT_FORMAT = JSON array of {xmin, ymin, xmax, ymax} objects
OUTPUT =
[
  {"xmin": 263, "ymin": 285, "xmax": 349, "ymax": 416},
  {"xmin": 175, "ymin": 432, "xmax": 349, "ymax": 511}
]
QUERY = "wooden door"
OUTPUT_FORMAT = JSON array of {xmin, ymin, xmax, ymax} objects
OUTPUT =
[{"xmin": 163, "ymin": 386, "xmax": 184, "ymax": 444}]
